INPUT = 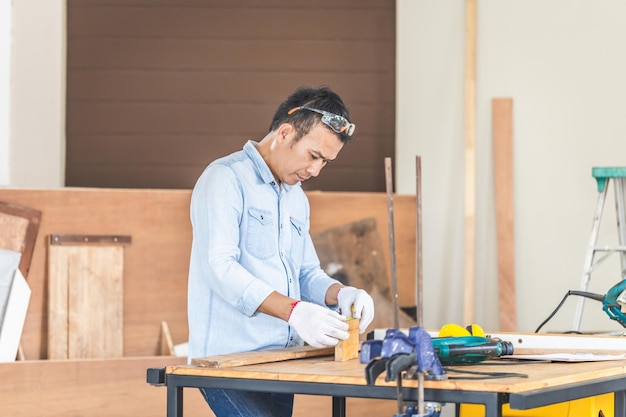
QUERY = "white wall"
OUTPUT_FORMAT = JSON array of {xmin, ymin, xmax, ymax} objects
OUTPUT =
[
  {"xmin": 7, "ymin": 0, "xmax": 66, "ymax": 187},
  {"xmin": 397, "ymin": 0, "xmax": 626, "ymax": 333},
  {"xmin": 0, "ymin": 1, "xmax": 12, "ymax": 184},
  {"xmin": 6, "ymin": 0, "xmax": 626, "ymax": 334}
]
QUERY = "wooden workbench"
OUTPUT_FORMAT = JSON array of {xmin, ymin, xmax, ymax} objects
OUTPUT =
[{"xmin": 149, "ymin": 355, "xmax": 626, "ymax": 417}]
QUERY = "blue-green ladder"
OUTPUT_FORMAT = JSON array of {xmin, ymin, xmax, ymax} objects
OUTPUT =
[{"xmin": 573, "ymin": 167, "xmax": 626, "ymax": 331}]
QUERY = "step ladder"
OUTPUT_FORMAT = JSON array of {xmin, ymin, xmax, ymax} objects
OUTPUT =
[{"xmin": 572, "ymin": 167, "xmax": 626, "ymax": 332}]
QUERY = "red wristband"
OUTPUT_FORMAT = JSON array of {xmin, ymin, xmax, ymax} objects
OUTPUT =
[{"xmin": 288, "ymin": 300, "xmax": 301, "ymax": 320}]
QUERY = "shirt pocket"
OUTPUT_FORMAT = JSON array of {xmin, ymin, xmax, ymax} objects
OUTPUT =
[
  {"xmin": 289, "ymin": 216, "xmax": 306, "ymax": 261},
  {"xmin": 246, "ymin": 207, "xmax": 276, "ymax": 260}
]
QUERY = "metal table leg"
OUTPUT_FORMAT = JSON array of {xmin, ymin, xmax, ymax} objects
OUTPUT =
[
  {"xmin": 484, "ymin": 394, "xmax": 505, "ymax": 417},
  {"xmin": 616, "ymin": 389, "xmax": 626, "ymax": 416},
  {"xmin": 167, "ymin": 384, "xmax": 183, "ymax": 417},
  {"xmin": 332, "ymin": 396, "xmax": 346, "ymax": 417}
]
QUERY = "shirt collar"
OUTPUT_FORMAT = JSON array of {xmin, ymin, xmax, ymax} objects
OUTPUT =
[{"xmin": 243, "ymin": 140, "xmax": 297, "ymax": 190}]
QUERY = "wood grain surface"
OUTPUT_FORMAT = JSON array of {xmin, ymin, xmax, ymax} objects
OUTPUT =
[
  {"xmin": 0, "ymin": 188, "xmax": 419, "ymax": 417},
  {"xmin": 312, "ymin": 217, "xmax": 416, "ymax": 334},
  {"xmin": 335, "ymin": 319, "xmax": 360, "ymax": 362},
  {"xmin": 464, "ymin": 0, "xmax": 478, "ymax": 325},
  {"xmin": 0, "ymin": 188, "xmax": 416, "ymax": 360},
  {"xmin": 0, "ymin": 200, "xmax": 42, "ymax": 278},
  {"xmin": 493, "ymin": 97, "xmax": 516, "ymax": 332},
  {"xmin": 192, "ymin": 345, "xmax": 334, "ymax": 368},
  {"xmin": 0, "ymin": 357, "xmax": 208, "ymax": 417},
  {"xmin": 171, "ymin": 354, "xmax": 626, "ymax": 394},
  {"xmin": 48, "ymin": 241, "xmax": 125, "ymax": 359},
  {"xmin": 0, "ymin": 355, "xmax": 399, "ymax": 417}
]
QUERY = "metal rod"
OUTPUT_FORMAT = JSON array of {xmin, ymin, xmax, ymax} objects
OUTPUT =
[
  {"xmin": 416, "ymin": 155, "xmax": 423, "ymax": 327},
  {"xmin": 416, "ymin": 155, "xmax": 425, "ymax": 415},
  {"xmin": 384, "ymin": 157, "xmax": 400, "ymax": 330}
]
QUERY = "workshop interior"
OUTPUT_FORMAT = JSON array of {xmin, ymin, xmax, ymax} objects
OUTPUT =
[{"xmin": 2, "ymin": 1, "xmax": 626, "ymax": 417}]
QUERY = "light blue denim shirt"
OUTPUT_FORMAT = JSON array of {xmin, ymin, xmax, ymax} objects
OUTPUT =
[{"xmin": 187, "ymin": 140, "xmax": 341, "ymax": 361}]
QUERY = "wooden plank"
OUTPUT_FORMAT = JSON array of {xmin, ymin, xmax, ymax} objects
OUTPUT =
[
  {"xmin": 384, "ymin": 158, "xmax": 400, "ymax": 328},
  {"xmin": 48, "ymin": 236, "xmax": 128, "ymax": 359},
  {"xmin": 0, "ymin": 357, "xmax": 208, "ymax": 417},
  {"xmin": 308, "ymin": 192, "xmax": 416, "ymax": 307},
  {"xmin": 160, "ymin": 320, "xmax": 175, "ymax": 356},
  {"xmin": 311, "ymin": 217, "xmax": 416, "ymax": 332},
  {"xmin": 464, "ymin": 0, "xmax": 477, "ymax": 325},
  {"xmin": 0, "ymin": 356, "xmax": 430, "ymax": 417},
  {"xmin": 47, "ymin": 244, "xmax": 69, "ymax": 359},
  {"xmin": 335, "ymin": 319, "xmax": 360, "ymax": 362},
  {"xmin": 0, "ymin": 201, "xmax": 42, "ymax": 278},
  {"xmin": 492, "ymin": 98, "xmax": 516, "ymax": 331},
  {"xmin": 312, "ymin": 218, "xmax": 389, "ymax": 298},
  {"xmin": 191, "ymin": 346, "xmax": 334, "ymax": 368},
  {"xmin": 68, "ymin": 245, "xmax": 124, "ymax": 358}
]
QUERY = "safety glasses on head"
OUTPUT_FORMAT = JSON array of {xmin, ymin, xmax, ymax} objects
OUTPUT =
[{"xmin": 288, "ymin": 106, "xmax": 355, "ymax": 137}]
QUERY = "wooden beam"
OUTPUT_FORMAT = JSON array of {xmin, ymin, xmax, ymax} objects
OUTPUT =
[
  {"xmin": 464, "ymin": 0, "xmax": 477, "ymax": 325},
  {"xmin": 160, "ymin": 321, "xmax": 175, "ymax": 356},
  {"xmin": 0, "ymin": 357, "xmax": 208, "ymax": 417},
  {"xmin": 191, "ymin": 346, "xmax": 334, "ymax": 369},
  {"xmin": 335, "ymin": 319, "xmax": 360, "ymax": 362},
  {"xmin": 0, "ymin": 200, "xmax": 42, "ymax": 279},
  {"xmin": 492, "ymin": 98, "xmax": 516, "ymax": 331},
  {"xmin": 384, "ymin": 157, "xmax": 400, "ymax": 329}
]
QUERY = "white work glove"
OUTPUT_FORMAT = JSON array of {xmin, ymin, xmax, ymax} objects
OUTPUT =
[
  {"xmin": 337, "ymin": 286, "xmax": 375, "ymax": 334},
  {"xmin": 288, "ymin": 301, "xmax": 349, "ymax": 348}
]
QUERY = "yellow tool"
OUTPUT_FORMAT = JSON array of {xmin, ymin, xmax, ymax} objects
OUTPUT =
[{"xmin": 438, "ymin": 323, "xmax": 486, "ymax": 338}]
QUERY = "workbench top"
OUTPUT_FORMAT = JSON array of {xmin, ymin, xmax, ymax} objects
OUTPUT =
[{"xmin": 167, "ymin": 356, "xmax": 626, "ymax": 394}]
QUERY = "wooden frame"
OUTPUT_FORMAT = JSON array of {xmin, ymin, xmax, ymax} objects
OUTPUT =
[{"xmin": 0, "ymin": 200, "xmax": 42, "ymax": 278}]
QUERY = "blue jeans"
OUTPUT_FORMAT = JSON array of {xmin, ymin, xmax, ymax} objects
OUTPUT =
[{"xmin": 199, "ymin": 388, "xmax": 294, "ymax": 417}]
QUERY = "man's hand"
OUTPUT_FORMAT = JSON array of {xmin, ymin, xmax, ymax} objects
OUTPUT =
[
  {"xmin": 337, "ymin": 286, "xmax": 375, "ymax": 333},
  {"xmin": 288, "ymin": 301, "xmax": 349, "ymax": 348}
]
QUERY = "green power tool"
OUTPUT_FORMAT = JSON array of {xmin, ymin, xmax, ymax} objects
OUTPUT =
[
  {"xmin": 431, "ymin": 335, "xmax": 514, "ymax": 365},
  {"xmin": 602, "ymin": 279, "xmax": 626, "ymax": 326},
  {"xmin": 535, "ymin": 278, "xmax": 626, "ymax": 333}
]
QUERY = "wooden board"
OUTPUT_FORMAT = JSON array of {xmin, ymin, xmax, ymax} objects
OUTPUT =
[
  {"xmin": 0, "ymin": 356, "xmax": 208, "ymax": 417},
  {"xmin": 0, "ymin": 201, "xmax": 42, "ymax": 278},
  {"xmin": 191, "ymin": 346, "xmax": 334, "ymax": 368},
  {"xmin": 308, "ymin": 192, "xmax": 417, "ymax": 308},
  {"xmin": 335, "ymin": 319, "xmax": 360, "ymax": 362},
  {"xmin": 48, "ymin": 235, "xmax": 128, "ymax": 359},
  {"xmin": 160, "ymin": 320, "xmax": 175, "ymax": 356},
  {"xmin": 312, "ymin": 217, "xmax": 416, "ymax": 333},
  {"xmin": 493, "ymin": 98, "xmax": 516, "ymax": 331},
  {"xmin": 0, "ymin": 355, "xmax": 395, "ymax": 417},
  {"xmin": 464, "ymin": 0, "xmax": 478, "ymax": 325},
  {"xmin": 313, "ymin": 218, "xmax": 389, "ymax": 298}
]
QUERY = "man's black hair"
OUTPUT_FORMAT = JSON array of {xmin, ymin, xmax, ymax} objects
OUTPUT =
[{"xmin": 269, "ymin": 86, "xmax": 354, "ymax": 143}]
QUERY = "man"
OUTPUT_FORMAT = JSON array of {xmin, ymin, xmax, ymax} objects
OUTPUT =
[{"xmin": 187, "ymin": 86, "xmax": 375, "ymax": 417}]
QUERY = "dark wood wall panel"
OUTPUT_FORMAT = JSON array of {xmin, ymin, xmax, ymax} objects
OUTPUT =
[{"xmin": 66, "ymin": 0, "xmax": 395, "ymax": 191}]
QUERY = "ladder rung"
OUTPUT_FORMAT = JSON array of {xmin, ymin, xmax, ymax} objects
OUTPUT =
[{"xmin": 592, "ymin": 246, "xmax": 626, "ymax": 252}]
